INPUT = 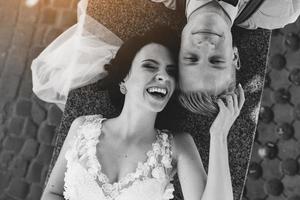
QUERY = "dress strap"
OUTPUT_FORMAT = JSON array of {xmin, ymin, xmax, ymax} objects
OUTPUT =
[{"xmin": 157, "ymin": 130, "xmax": 173, "ymax": 169}]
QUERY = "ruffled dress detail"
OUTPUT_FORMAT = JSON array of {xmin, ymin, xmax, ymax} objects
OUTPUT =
[{"xmin": 64, "ymin": 115, "xmax": 175, "ymax": 200}]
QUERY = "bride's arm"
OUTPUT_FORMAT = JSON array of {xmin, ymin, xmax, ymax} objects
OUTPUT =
[
  {"xmin": 176, "ymin": 84, "xmax": 245, "ymax": 200},
  {"xmin": 41, "ymin": 117, "xmax": 84, "ymax": 200}
]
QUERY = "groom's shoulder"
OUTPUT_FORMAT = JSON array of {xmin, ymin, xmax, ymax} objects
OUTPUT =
[{"xmin": 87, "ymin": 0, "xmax": 186, "ymax": 40}]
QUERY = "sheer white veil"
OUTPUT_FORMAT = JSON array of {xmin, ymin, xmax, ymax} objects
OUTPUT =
[{"xmin": 31, "ymin": 0, "xmax": 123, "ymax": 106}]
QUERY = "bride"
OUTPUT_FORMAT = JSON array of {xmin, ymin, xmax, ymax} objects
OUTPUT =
[{"xmin": 40, "ymin": 26, "xmax": 245, "ymax": 200}]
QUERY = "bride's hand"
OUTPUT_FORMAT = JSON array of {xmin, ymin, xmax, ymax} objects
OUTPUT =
[{"xmin": 209, "ymin": 84, "xmax": 245, "ymax": 138}]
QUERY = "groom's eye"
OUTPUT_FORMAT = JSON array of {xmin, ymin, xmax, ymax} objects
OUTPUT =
[
  {"xmin": 184, "ymin": 55, "xmax": 198, "ymax": 63},
  {"xmin": 210, "ymin": 56, "xmax": 225, "ymax": 64}
]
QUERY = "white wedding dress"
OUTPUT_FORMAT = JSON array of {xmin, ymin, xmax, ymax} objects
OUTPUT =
[{"xmin": 64, "ymin": 115, "xmax": 176, "ymax": 200}]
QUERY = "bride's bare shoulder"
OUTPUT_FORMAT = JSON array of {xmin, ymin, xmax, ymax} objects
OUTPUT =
[{"xmin": 172, "ymin": 132, "xmax": 196, "ymax": 160}]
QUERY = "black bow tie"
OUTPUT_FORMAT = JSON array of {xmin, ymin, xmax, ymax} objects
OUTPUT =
[{"xmin": 218, "ymin": 0, "xmax": 238, "ymax": 6}]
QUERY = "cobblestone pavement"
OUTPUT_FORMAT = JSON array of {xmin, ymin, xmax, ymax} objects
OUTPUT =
[
  {"xmin": 244, "ymin": 17, "xmax": 300, "ymax": 200},
  {"xmin": 0, "ymin": 0, "xmax": 299, "ymax": 200},
  {"xmin": 0, "ymin": 0, "xmax": 76, "ymax": 199}
]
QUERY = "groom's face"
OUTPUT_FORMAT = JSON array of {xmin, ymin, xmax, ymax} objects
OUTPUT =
[{"xmin": 179, "ymin": 12, "xmax": 236, "ymax": 95}]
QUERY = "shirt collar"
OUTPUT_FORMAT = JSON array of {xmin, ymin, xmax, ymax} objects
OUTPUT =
[{"xmin": 186, "ymin": 0, "xmax": 239, "ymax": 25}]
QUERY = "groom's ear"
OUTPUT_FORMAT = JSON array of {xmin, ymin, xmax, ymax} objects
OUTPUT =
[{"xmin": 233, "ymin": 46, "xmax": 240, "ymax": 70}]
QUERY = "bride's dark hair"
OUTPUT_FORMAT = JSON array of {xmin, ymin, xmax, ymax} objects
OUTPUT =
[{"xmin": 100, "ymin": 26, "xmax": 180, "ymax": 109}]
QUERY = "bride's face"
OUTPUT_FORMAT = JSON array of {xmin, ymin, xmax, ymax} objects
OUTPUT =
[{"xmin": 123, "ymin": 43, "xmax": 177, "ymax": 112}]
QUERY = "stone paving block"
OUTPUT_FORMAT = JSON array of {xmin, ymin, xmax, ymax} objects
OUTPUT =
[
  {"xmin": 268, "ymin": 34, "xmax": 284, "ymax": 56},
  {"xmin": 276, "ymin": 123, "xmax": 294, "ymax": 141},
  {"xmin": 282, "ymin": 22, "xmax": 300, "ymax": 36},
  {"xmin": 248, "ymin": 162, "xmax": 263, "ymax": 180},
  {"xmin": 47, "ymin": 104, "xmax": 62, "ymax": 126},
  {"xmin": 264, "ymin": 178, "xmax": 284, "ymax": 197},
  {"xmin": 26, "ymin": 183, "xmax": 42, "ymax": 200},
  {"xmin": 7, "ymin": 116, "xmax": 24, "ymax": 136},
  {"xmin": 26, "ymin": 160, "xmax": 43, "ymax": 183},
  {"xmin": 261, "ymin": 88, "xmax": 274, "ymax": 107},
  {"xmin": 41, "ymin": 0, "xmax": 51, "ymax": 7},
  {"xmin": 0, "ymin": 9, "xmax": 18, "ymax": 27},
  {"xmin": 0, "ymin": 171, "xmax": 11, "ymax": 193},
  {"xmin": 265, "ymin": 195, "xmax": 285, "ymax": 200},
  {"xmin": 282, "ymin": 175, "xmax": 300, "ymax": 196},
  {"xmin": 0, "ymin": 194, "xmax": 16, "ymax": 200},
  {"xmin": 7, "ymin": 178, "xmax": 30, "ymax": 199},
  {"xmin": 57, "ymin": 10, "xmax": 77, "ymax": 28},
  {"xmin": 0, "ymin": 0, "xmax": 20, "ymax": 10},
  {"xmin": 273, "ymin": 88, "xmax": 291, "ymax": 104},
  {"xmin": 285, "ymin": 50, "xmax": 300, "ymax": 71},
  {"xmin": 14, "ymin": 99, "xmax": 32, "ymax": 117},
  {"xmin": 40, "ymin": 166, "xmax": 48, "ymax": 186},
  {"xmin": 3, "ymin": 136, "xmax": 24, "ymax": 153},
  {"xmin": 0, "ymin": 44, "xmax": 7, "ymax": 75},
  {"xmin": 259, "ymin": 106, "xmax": 274, "ymax": 123},
  {"xmin": 249, "ymin": 142, "xmax": 262, "ymax": 163},
  {"xmin": 294, "ymin": 104, "xmax": 300, "ymax": 121},
  {"xmin": 11, "ymin": 23, "xmax": 35, "ymax": 48},
  {"xmin": 36, "ymin": 144, "xmax": 54, "ymax": 165},
  {"xmin": 269, "ymin": 69, "xmax": 291, "ymax": 90},
  {"xmin": 44, "ymin": 27, "xmax": 63, "ymax": 44},
  {"xmin": 38, "ymin": 121, "xmax": 56, "ymax": 145},
  {"xmin": 0, "ymin": 125, "xmax": 6, "ymax": 142},
  {"xmin": 31, "ymin": 94, "xmax": 47, "ymax": 109},
  {"xmin": 290, "ymin": 85, "xmax": 300, "ymax": 105},
  {"xmin": 18, "ymin": 69, "xmax": 34, "ymax": 100},
  {"xmin": 0, "ymin": 113, "xmax": 5, "ymax": 124},
  {"xmin": 20, "ymin": 138, "xmax": 39, "ymax": 159},
  {"xmin": 71, "ymin": 0, "xmax": 78, "ymax": 9},
  {"xmin": 53, "ymin": 0, "xmax": 73, "ymax": 8},
  {"xmin": 22, "ymin": 118, "xmax": 37, "ymax": 138},
  {"xmin": 278, "ymin": 140, "xmax": 300, "ymax": 159},
  {"xmin": 40, "ymin": 8, "xmax": 57, "ymax": 25},
  {"xmin": 0, "ymin": 75, "xmax": 21, "ymax": 101},
  {"xmin": 273, "ymin": 104, "xmax": 294, "ymax": 124},
  {"xmin": 10, "ymin": 156, "xmax": 29, "ymax": 177},
  {"xmin": 32, "ymin": 25, "xmax": 47, "ymax": 46},
  {"xmin": 279, "ymin": 158, "xmax": 299, "ymax": 176},
  {"xmin": 18, "ymin": 1, "xmax": 39, "ymax": 25},
  {"xmin": 245, "ymin": 179, "xmax": 266, "ymax": 199},
  {"xmin": 3, "ymin": 45, "xmax": 28, "ymax": 77},
  {"xmin": 0, "ymin": 26, "xmax": 14, "ymax": 49},
  {"xmin": 261, "ymin": 158, "xmax": 282, "ymax": 180},
  {"xmin": 283, "ymin": 32, "xmax": 300, "ymax": 52},
  {"xmin": 269, "ymin": 53, "xmax": 286, "ymax": 70},
  {"xmin": 0, "ymin": 151, "xmax": 14, "ymax": 170},
  {"xmin": 31, "ymin": 101, "xmax": 46, "ymax": 125},
  {"xmin": 257, "ymin": 122, "xmax": 277, "ymax": 143},
  {"xmin": 293, "ymin": 121, "xmax": 300, "ymax": 141}
]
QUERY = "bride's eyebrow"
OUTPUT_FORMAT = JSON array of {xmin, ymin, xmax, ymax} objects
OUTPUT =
[{"xmin": 142, "ymin": 59, "xmax": 159, "ymax": 64}]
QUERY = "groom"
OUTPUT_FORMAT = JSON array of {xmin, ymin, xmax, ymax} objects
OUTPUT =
[{"xmin": 173, "ymin": 0, "xmax": 300, "ymax": 116}]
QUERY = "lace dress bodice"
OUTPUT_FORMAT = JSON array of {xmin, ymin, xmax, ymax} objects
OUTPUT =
[{"xmin": 63, "ymin": 115, "xmax": 175, "ymax": 200}]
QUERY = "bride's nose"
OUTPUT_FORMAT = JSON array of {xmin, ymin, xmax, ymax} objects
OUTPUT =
[{"xmin": 155, "ymin": 72, "xmax": 169, "ymax": 82}]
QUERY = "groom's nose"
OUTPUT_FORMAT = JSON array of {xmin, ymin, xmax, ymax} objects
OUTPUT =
[{"xmin": 195, "ymin": 40, "xmax": 216, "ymax": 49}]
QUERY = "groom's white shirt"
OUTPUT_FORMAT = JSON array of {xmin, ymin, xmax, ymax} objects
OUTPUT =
[{"xmin": 156, "ymin": 0, "xmax": 300, "ymax": 29}]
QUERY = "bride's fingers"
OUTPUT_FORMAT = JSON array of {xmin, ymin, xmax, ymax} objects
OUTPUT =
[{"xmin": 238, "ymin": 84, "xmax": 245, "ymax": 109}]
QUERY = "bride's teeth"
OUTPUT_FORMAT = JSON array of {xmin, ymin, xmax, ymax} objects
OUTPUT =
[{"xmin": 147, "ymin": 87, "xmax": 167, "ymax": 95}]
